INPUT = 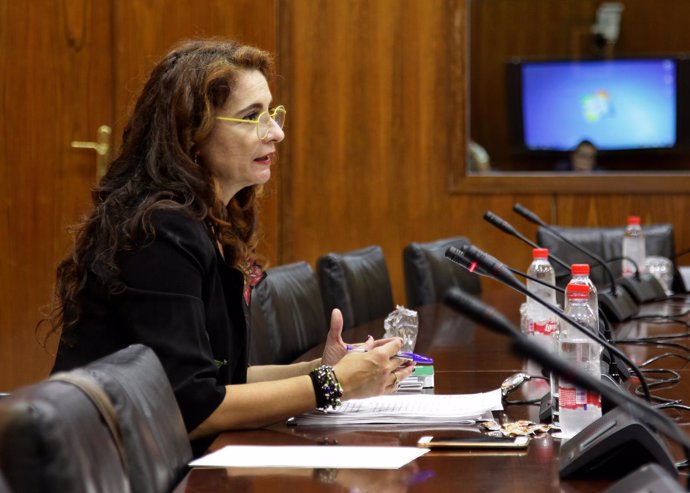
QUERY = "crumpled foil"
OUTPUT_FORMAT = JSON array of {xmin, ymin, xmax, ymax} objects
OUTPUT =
[{"xmin": 383, "ymin": 305, "xmax": 419, "ymax": 352}]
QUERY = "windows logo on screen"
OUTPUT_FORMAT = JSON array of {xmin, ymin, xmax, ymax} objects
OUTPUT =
[{"xmin": 580, "ymin": 90, "xmax": 612, "ymax": 123}]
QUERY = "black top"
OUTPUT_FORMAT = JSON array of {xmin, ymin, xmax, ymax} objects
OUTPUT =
[{"xmin": 52, "ymin": 210, "xmax": 250, "ymax": 456}]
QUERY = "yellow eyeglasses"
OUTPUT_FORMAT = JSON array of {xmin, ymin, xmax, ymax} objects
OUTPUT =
[{"xmin": 216, "ymin": 105, "xmax": 286, "ymax": 140}]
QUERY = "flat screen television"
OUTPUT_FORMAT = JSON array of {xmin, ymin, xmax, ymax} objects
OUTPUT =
[{"xmin": 506, "ymin": 57, "xmax": 690, "ymax": 153}]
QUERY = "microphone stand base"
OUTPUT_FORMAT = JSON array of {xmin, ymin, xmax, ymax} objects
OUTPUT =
[
  {"xmin": 618, "ymin": 274, "xmax": 667, "ymax": 303},
  {"xmin": 598, "ymin": 287, "xmax": 639, "ymax": 322}
]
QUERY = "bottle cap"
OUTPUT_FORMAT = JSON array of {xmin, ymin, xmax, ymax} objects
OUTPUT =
[
  {"xmin": 571, "ymin": 264, "xmax": 590, "ymax": 275},
  {"xmin": 627, "ymin": 216, "xmax": 641, "ymax": 225},
  {"xmin": 566, "ymin": 283, "xmax": 590, "ymax": 298},
  {"xmin": 532, "ymin": 248, "xmax": 549, "ymax": 258}
]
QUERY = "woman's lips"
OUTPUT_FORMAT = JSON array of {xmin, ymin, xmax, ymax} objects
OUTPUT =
[{"xmin": 254, "ymin": 152, "xmax": 273, "ymax": 165}]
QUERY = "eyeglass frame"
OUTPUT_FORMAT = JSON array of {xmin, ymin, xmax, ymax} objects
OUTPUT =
[{"xmin": 216, "ymin": 105, "xmax": 286, "ymax": 140}]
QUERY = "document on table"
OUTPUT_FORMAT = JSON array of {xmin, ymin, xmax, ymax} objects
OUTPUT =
[
  {"xmin": 189, "ymin": 445, "xmax": 429, "ymax": 469},
  {"xmin": 288, "ymin": 389, "xmax": 502, "ymax": 426}
]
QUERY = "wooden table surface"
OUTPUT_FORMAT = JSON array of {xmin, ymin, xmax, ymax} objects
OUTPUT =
[{"xmin": 173, "ymin": 290, "xmax": 690, "ymax": 493}]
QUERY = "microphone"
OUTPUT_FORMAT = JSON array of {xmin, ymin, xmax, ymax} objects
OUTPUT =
[
  {"xmin": 448, "ymin": 244, "xmax": 648, "ymax": 400},
  {"xmin": 446, "ymin": 245, "xmax": 632, "ymax": 410},
  {"xmin": 483, "ymin": 211, "xmax": 571, "ymax": 272},
  {"xmin": 444, "ymin": 287, "xmax": 684, "ymax": 483},
  {"xmin": 513, "ymin": 203, "xmax": 639, "ymax": 322},
  {"xmin": 447, "ymin": 245, "xmax": 564, "ymax": 298},
  {"xmin": 445, "ymin": 244, "xmax": 523, "ymax": 290},
  {"xmin": 483, "ymin": 210, "xmax": 615, "ymax": 339},
  {"xmin": 511, "ymin": 202, "xmax": 665, "ymax": 303}
]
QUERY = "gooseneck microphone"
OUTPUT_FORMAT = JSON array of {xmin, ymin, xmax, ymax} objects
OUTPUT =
[
  {"xmin": 444, "ymin": 287, "xmax": 686, "ymax": 485},
  {"xmin": 483, "ymin": 210, "xmax": 571, "ymax": 272},
  {"xmin": 512, "ymin": 203, "xmax": 620, "ymax": 294},
  {"xmin": 512, "ymin": 203, "xmax": 665, "ymax": 304},
  {"xmin": 445, "ymin": 244, "xmax": 523, "ymax": 290},
  {"xmin": 446, "ymin": 244, "xmax": 565, "ymax": 295},
  {"xmin": 447, "ymin": 244, "xmax": 649, "ymax": 400},
  {"xmin": 483, "ymin": 209, "xmax": 615, "ymax": 336},
  {"xmin": 446, "ymin": 245, "xmax": 627, "ymax": 385},
  {"xmin": 484, "ymin": 210, "xmax": 650, "ymax": 290},
  {"xmin": 512, "ymin": 203, "xmax": 639, "ymax": 322}
]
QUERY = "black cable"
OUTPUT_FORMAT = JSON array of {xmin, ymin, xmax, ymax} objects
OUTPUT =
[
  {"xmin": 630, "ymin": 308, "xmax": 690, "ymax": 320},
  {"xmin": 657, "ymin": 402, "xmax": 690, "ymax": 412},
  {"xmin": 634, "ymin": 368, "xmax": 681, "ymax": 402},
  {"xmin": 616, "ymin": 339, "xmax": 690, "ymax": 354},
  {"xmin": 640, "ymin": 352, "xmax": 690, "ymax": 368},
  {"xmin": 631, "ymin": 313, "xmax": 690, "ymax": 321}
]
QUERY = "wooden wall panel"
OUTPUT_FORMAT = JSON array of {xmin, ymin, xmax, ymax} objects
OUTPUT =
[
  {"xmin": 276, "ymin": 0, "xmax": 553, "ymax": 302},
  {"xmin": 4, "ymin": 0, "xmax": 690, "ymax": 392},
  {"xmin": 0, "ymin": 0, "xmax": 113, "ymax": 389}
]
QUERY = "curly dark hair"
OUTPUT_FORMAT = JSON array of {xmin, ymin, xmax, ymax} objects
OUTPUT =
[{"xmin": 44, "ymin": 39, "xmax": 274, "ymax": 341}]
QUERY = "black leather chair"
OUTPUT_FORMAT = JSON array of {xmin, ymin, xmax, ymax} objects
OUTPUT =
[
  {"xmin": 0, "ymin": 373, "xmax": 130, "ymax": 493},
  {"xmin": 317, "ymin": 245, "xmax": 395, "ymax": 331},
  {"xmin": 74, "ymin": 344, "xmax": 192, "ymax": 493},
  {"xmin": 536, "ymin": 224, "xmax": 678, "ymax": 290},
  {"xmin": 250, "ymin": 261, "xmax": 328, "ymax": 365},
  {"xmin": 403, "ymin": 236, "xmax": 482, "ymax": 309}
]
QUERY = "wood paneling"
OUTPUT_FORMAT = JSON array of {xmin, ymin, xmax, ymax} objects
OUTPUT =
[
  {"xmin": 3, "ymin": 0, "xmax": 690, "ymax": 392},
  {"xmin": 276, "ymin": 0, "xmax": 552, "ymax": 301},
  {"xmin": 0, "ymin": 0, "xmax": 114, "ymax": 388}
]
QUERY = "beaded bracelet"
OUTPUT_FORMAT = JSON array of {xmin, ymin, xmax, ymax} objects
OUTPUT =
[{"xmin": 309, "ymin": 365, "xmax": 343, "ymax": 410}]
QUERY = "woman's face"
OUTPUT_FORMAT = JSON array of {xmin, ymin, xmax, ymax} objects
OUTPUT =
[{"xmin": 198, "ymin": 69, "xmax": 284, "ymax": 203}]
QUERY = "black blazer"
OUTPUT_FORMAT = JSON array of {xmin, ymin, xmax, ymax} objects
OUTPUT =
[{"xmin": 52, "ymin": 210, "xmax": 249, "ymax": 455}]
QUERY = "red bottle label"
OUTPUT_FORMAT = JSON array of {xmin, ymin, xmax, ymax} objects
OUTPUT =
[
  {"xmin": 531, "ymin": 320, "xmax": 557, "ymax": 336},
  {"xmin": 559, "ymin": 386, "xmax": 601, "ymax": 410}
]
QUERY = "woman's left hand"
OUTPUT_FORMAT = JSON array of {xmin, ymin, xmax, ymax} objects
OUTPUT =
[{"xmin": 321, "ymin": 309, "xmax": 372, "ymax": 366}]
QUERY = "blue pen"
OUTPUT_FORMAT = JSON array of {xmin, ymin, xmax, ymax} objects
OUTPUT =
[
  {"xmin": 396, "ymin": 352, "xmax": 434, "ymax": 364},
  {"xmin": 346, "ymin": 345, "xmax": 433, "ymax": 364}
]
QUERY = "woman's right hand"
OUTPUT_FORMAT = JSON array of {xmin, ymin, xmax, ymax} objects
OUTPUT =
[{"xmin": 332, "ymin": 338, "xmax": 416, "ymax": 400}]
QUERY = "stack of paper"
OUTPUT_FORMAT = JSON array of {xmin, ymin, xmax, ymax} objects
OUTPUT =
[{"xmin": 289, "ymin": 389, "xmax": 502, "ymax": 426}]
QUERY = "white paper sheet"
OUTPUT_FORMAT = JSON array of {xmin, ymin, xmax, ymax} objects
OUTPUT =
[
  {"xmin": 189, "ymin": 445, "xmax": 429, "ymax": 469},
  {"xmin": 288, "ymin": 389, "xmax": 503, "ymax": 426}
]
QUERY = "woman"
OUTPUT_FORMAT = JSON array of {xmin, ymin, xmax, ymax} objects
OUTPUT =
[{"xmin": 48, "ymin": 39, "xmax": 414, "ymax": 455}]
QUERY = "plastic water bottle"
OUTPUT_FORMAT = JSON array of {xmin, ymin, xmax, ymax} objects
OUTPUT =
[
  {"xmin": 524, "ymin": 248, "xmax": 560, "ymax": 426},
  {"xmin": 557, "ymin": 284, "xmax": 602, "ymax": 438},
  {"xmin": 565, "ymin": 264, "xmax": 599, "ymax": 317},
  {"xmin": 524, "ymin": 248, "xmax": 559, "ymax": 348},
  {"xmin": 622, "ymin": 216, "xmax": 646, "ymax": 277}
]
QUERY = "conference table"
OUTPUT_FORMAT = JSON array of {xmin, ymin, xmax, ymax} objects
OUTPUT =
[{"xmin": 173, "ymin": 288, "xmax": 690, "ymax": 492}]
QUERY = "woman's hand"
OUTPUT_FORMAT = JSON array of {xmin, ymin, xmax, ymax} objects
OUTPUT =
[
  {"xmin": 333, "ymin": 338, "xmax": 416, "ymax": 400},
  {"xmin": 321, "ymin": 309, "xmax": 366, "ymax": 366}
]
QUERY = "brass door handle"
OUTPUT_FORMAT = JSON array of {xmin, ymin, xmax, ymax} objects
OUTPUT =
[{"xmin": 71, "ymin": 125, "xmax": 112, "ymax": 179}]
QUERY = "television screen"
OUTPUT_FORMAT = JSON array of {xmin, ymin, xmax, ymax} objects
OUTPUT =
[{"xmin": 507, "ymin": 58, "xmax": 681, "ymax": 152}]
